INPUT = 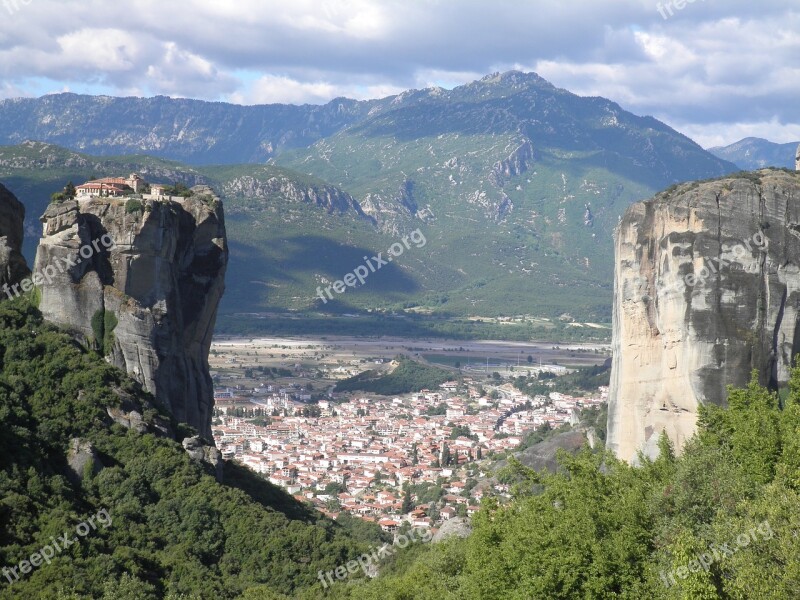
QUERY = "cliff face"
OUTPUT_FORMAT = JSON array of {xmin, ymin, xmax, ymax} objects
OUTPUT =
[
  {"xmin": 34, "ymin": 188, "xmax": 227, "ymax": 438},
  {"xmin": 608, "ymin": 170, "xmax": 800, "ymax": 462},
  {"xmin": 221, "ymin": 173, "xmax": 366, "ymax": 216},
  {"xmin": 0, "ymin": 183, "xmax": 30, "ymax": 290}
]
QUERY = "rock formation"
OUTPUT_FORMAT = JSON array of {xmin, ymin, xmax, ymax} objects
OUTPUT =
[
  {"xmin": 66, "ymin": 438, "xmax": 103, "ymax": 483},
  {"xmin": 182, "ymin": 436, "xmax": 224, "ymax": 482},
  {"xmin": 221, "ymin": 172, "xmax": 367, "ymax": 216},
  {"xmin": 34, "ymin": 187, "xmax": 227, "ymax": 438},
  {"xmin": 0, "ymin": 183, "xmax": 30, "ymax": 291},
  {"xmin": 608, "ymin": 170, "xmax": 800, "ymax": 462},
  {"xmin": 489, "ymin": 139, "xmax": 534, "ymax": 186}
]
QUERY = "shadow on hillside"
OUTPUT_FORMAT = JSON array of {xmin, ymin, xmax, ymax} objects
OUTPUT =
[
  {"xmin": 223, "ymin": 461, "xmax": 320, "ymax": 524},
  {"xmin": 223, "ymin": 235, "xmax": 423, "ymax": 312}
]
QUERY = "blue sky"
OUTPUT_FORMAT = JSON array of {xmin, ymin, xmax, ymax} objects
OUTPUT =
[{"xmin": 0, "ymin": 0, "xmax": 798, "ymax": 147}]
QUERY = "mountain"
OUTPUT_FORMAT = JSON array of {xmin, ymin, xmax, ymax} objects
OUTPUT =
[
  {"xmin": 275, "ymin": 71, "xmax": 738, "ymax": 320},
  {"xmin": 0, "ymin": 93, "xmax": 386, "ymax": 165},
  {"xmin": 708, "ymin": 137, "xmax": 799, "ymax": 170},
  {"xmin": 0, "ymin": 72, "xmax": 739, "ymax": 329},
  {"xmin": 609, "ymin": 169, "xmax": 800, "ymax": 462}
]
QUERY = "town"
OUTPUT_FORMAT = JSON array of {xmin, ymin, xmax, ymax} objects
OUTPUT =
[{"xmin": 209, "ymin": 336, "xmax": 609, "ymax": 534}]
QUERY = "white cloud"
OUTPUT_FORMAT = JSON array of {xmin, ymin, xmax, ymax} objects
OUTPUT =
[
  {"xmin": 231, "ymin": 74, "xmax": 405, "ymax": 105},
  {"xmin": 233, "ymin": 75, "xmax": 340, "ymax": 105},
  {"xmin": 668, "ymin": 119, "xmax": 800, "ymax": 149},
  {"xmin": 57, "ymin": 29, "xmax": 143, "ymax": 72},
  {"xmin": 0, "ymin": 0, "xmax": 796, "ymax": 145},
  {"xmin": 0, "ymin": 81, "xmax": 29, "ymax": 99},
  {"xmin": 146, "ymin": 43, "xmax": 238, "ymax": 97}
]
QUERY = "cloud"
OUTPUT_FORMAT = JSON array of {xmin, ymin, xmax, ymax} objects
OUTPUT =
[
  {"xmin": 0, "ymin": 81, "xmax": 28, "ymax": 99},
  {"xmin": 668, "ymin": 120, "xmax": 800, "ymax": 149},
  {"xmin": 146, "ymin": 43, "xmax": 238, "ymax": 98},
  {"xmin": 0, "ymin": 0, "xmax": 796, "ymax": 145},
  {"xmin": 231, "ymin": 74, "xmax": 405, "ymax": 105}
]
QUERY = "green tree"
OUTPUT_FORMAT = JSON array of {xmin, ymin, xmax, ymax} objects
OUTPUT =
[
  {"xmin": 401, "ymin": 485, "xmax": 413, "ymax": 514},
  {"xmin": 440, "ymin": 442, "xmax": 451, "ymax": 467}
]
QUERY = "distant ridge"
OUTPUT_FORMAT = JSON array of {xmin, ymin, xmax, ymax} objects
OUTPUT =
[{"xmin": 708, "ymin": 136, "xmax": 799, "ymax": 170}]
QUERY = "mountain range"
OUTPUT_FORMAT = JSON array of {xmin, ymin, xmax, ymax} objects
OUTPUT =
[
  {"xmin": 0, "ymin": 71, "xmax": 740, "ymax": 335},
  {"xmin": 708, "ymin": 137, "xmax": 799, "ymax": 170}
]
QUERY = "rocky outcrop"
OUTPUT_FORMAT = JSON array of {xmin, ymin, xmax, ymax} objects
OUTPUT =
[
  {"xmin": 106, "ymin": 386, "xmax": 173, "ymax": 438},
  {"xmin": 66, "ymin": 438, "xmax": 102, "ymax": 483},
  {"xmin": 0, "ymin": 183, "xmax": 30, "ymax": 291},
  {"xmin": 34, "ymin": 187, "xmax": 227, "ymax": 438},
  {"xmin": 432, "ymin": 517, "xmax": 472, "ymax": 543},
  {"xmin": 221, "ymin": 173, "xmax": 366, "ymax": 216},
  {"xmin": 182, "ymin": 435, "xmax": 224, "ymax": 482},
  {"xmin": 489, "ymin": 139, "xmax": 534, "ymax": 186},
  {"xmin": 608, "ymin": 170, "xmax": 800, "ymax": 462}
]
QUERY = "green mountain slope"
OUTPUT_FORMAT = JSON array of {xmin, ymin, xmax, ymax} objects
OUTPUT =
[
  {"xmin": 0, "ymin": 297, "xmax": 384, "ymax": 599},
  {"xmin": 275, "ymin": 71, "xmax": 737, "ymax": 320}
]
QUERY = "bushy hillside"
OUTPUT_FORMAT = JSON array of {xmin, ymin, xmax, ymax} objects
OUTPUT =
[
  {"xmin": 326, "ymin": 372, "xmax": 800, "ymax": 599},
  {"xmin": 334, "ymin": 357, "xmax": 452, "ymax": 395},
  {"xmin": 0, "ymin": 297, "xmax": 385, "ymax": 599}
]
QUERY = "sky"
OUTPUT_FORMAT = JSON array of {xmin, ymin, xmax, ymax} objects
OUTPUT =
[{"xmin": 0, "ymin": 0, "xmax": 798, "ymax": 148}]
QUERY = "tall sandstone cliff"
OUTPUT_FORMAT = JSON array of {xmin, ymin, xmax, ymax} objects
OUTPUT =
[
  {"xmin": 608, "ymin": 170, "xmax": 800, "ymax": 462},
  {"xmin": 0, "ymin": 183, "xmax": 30, "ymax": 289},
  {"xmin": 34, "ymin": 188, "xmax": 227, "ymax": 438}
]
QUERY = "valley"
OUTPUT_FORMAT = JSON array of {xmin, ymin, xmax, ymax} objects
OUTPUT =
[
  {"xmin": 0, "ymin": 4, "xmax": 798, "ymax": 591},
  {"xmin": 207, "ymin": 333, "xmax": 610, "ymax": 527}
]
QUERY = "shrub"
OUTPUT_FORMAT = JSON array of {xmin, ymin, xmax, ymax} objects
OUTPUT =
[{"xmin": 125, "ymin": 198, "xmax": 144, "ymax": 214}]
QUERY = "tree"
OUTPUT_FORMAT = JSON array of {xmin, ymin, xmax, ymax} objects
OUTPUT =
[
  {"xmin": 64, "ymin": 180, "xmax": 77, "ymax": 199},
  {"xmin": 441, "ymin": 443, "xmax": 451, "ymax": 467},
  {"xmin": 401, "ymin": 486, "xmax": 413, "ymax": 513}
]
